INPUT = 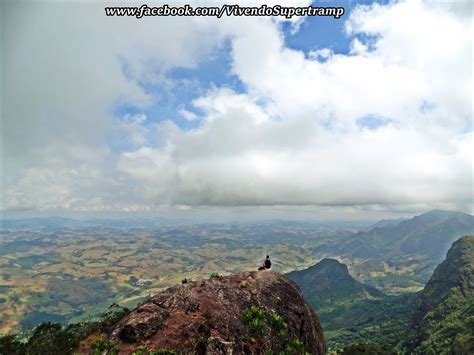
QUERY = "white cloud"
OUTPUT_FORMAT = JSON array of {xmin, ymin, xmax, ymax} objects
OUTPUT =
[
  {"xmin": 349, "ymin": 38, "xmax": 368, "ymax": 55},
  {"xmin": 115, "ymin": 0, "xmax": 472, "ymax": 213},
  {"xmin": 308, "ymin": 48, "xmax": 334, "ymax": 61},
  {"xmin": 1, "ymin": 1, "xmax": 227, "ymax": 212},
  {"xmin": 2, "ymin": 0, "xmax": 472, "ymax": 216},
  {"xmin": 117, "ymin": 89, "xmax": 472, "ymax": 210},
  {"xmin": 178, "ymin": 108, "xmax": 199, "ymax": 122},
  {"xmin": 118, "ymin": 113, "xmax": 149, "ymax": 145}
]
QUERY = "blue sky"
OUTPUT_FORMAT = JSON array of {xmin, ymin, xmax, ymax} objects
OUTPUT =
[
  {"xmin": 116, "ymin": 0, "xmax": 389, "ymax": 134},
  {"xmin": 114, "ymin": 39, "xmax": 245, "ymax": 131}
]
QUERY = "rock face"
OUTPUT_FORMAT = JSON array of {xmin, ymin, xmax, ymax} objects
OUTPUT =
[
  {"xmin": 109, "ymin": 271, "xmax": 325, "ymax": 354},
  {"xmin": 405, "ymin": 235, "xmax": 474, "ymax": 354}
]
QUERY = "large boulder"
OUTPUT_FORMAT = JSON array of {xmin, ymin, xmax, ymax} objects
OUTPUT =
[{"xmin": 109, "ymin": 271, "xmax": 325, "ymax": 354}]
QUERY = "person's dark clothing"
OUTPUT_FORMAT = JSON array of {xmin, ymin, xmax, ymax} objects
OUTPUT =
[{"xmin": 264, "ymin": 259, "xmax": 272, "ymax": 269}]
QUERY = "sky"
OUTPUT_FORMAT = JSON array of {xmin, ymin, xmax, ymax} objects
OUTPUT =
[{"xmin": 1, "ymin": 0, "xmax": 473, "ymax": 220}]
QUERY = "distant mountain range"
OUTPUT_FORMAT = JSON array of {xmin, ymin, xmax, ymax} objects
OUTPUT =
[
  {"xmin": 312, "ymin": 210, "xmax": 474, "ymax": 293},
  {"xmin": 0, "ymin": 216, "xmax": 177, "ymax": 230},
  {"xmin": 290, "ymin": 235, "xmax": 474, "ymax": 353},
  {"xmin": 368, "ymin": 217, "xmax": 408, "ymax": 230},
  {"xmin": 317, "ymin": 210, "xmax": 474, "ymax": 260}
]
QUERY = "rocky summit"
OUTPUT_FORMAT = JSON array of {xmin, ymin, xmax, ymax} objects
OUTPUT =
[{"xmin": 108, "ymin": 271, "xmax": 325, "ymax": 354}]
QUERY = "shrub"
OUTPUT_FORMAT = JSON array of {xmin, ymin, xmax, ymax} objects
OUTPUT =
[
  {"xmin": 131, "ymin": 347, "xmax": 177, "ymax": 355},
  {"xmin": 340, "ymin": 343, "xmax": 388, "ymax": 355},
  {"xmin": 132, "ymin": 344, "xmax": 149, "ymax": 355},
  {"xmin": 100, "ymin": 303, "xmax": 129, "ymax": 326},
  {"xmin": 282, "ymin": 338, "xmax": 308, "ymax": 355},
  {"xmin": 90, "ymin": 337, "xmax": 120, "ymax": 355},
  {"xmin": 25, "ymin": 322, "xmax": 80, "ymax": 355},
  {"xmin": 269, "ymin": 311, "xmax": 288, "ymax": 341},
  {"xmin": 150, "ymin": 350, "xmax": 177, "ymax": 355},
  {"xmin": 0, "ymin": 302, "xmax": 130, "ymax": 355},
  {"xmin": 241, "ymin": 307, "xmax": 308, "ymax": 353},
  {"xmin": 242, "ymin": 306, "xmax": 267, "ymax": 338},
  {"xmin": 0, "ymin": 334, "xmax": 25, "ymax": 354}
]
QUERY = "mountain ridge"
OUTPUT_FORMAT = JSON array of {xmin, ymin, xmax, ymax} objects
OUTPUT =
[
  {"xmin": 286, "ymin": 258, "xmax": 412, "ymax": 352},
  {"xmin": 288, "ymin": 236, "xmax": 474, "ymax": 352},
  {"xmin": 316, "ymin": 210, "xmax": 474, "ymax": 262},
  {"xmin": 287, "ymin": 258, "xmax": 383, "ymax": 308},
  {"xmin": 406, "ymin": 235, "xmax": 474, "ymax": 354}
]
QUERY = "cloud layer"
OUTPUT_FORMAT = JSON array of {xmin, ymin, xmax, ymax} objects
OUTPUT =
[{"xmin": 2, "ymin": 0, "xmax": 473, "ymax": 216}]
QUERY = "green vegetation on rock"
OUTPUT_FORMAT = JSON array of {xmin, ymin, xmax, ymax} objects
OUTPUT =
[
  {"xmin": 405, "ymin": 235, "xmax": 474, "ymax": 354},
  {"xmin": 241, "ymin": 306, "xmax": 310, "ymax": 354},
  {"xmin": 0, "ymin": 304, "xmax": 128, "ymax": 355}
]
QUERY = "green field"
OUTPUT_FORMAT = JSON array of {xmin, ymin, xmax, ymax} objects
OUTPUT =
[{"xmin": 1, "ymin": 223, "xmax": 333, "ymax": 334}]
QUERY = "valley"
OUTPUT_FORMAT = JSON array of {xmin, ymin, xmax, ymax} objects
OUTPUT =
[
  {"xmin": 1, "ymin": 210, "xmax": 473, "ymax": 353},
  {"xmin": 0, "ymin": 222, "xmax": 334, "ymax": 334}
]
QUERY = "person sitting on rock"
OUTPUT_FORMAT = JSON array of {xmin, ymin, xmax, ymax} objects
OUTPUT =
[{"xmin": 258, "ymin": 255, "xmax": 272, "ymax": 270}]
